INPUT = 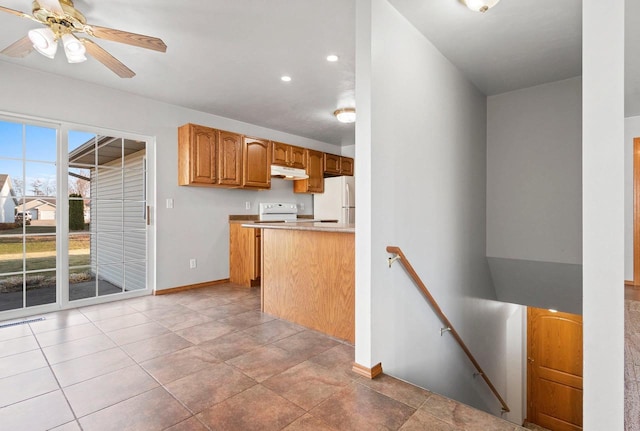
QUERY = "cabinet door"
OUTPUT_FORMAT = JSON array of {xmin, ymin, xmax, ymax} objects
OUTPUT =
[
  {"xmin": 178, "ymin": 124, "xmax": 217, "ymax": 185},
  {"xmin": 218, "ymin": 130, "xmax": 242, "ymax": 186},
  {"xmin": 243, "ymin": 137, "xmax": 271, "ymax": 189},
  {"xmin": 271, "ymin": 142, "xmax": 290, "ymax": 166},
  {"xmin": 340, "ymin": 157, "xmax": 354, "ymax": 176},
  {"xmin": 323, "ymin": 153, "xmax": 341, "ymax": 176},
  {"xmin": 294, "ymin": 149, "xmax": 324, "ymax": 193},
  {"xmin": 290, "ymin": 145, "xmax": 307, "ymax": 169}
]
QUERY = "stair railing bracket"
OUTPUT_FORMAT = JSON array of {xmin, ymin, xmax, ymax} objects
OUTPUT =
[
  {"xmin": 388, "ymin": 255, "xmax": 401, "ymax": 268},
  {"xmin": 440, "ymin": 326, "xmax": 452, "ymax": 336}
]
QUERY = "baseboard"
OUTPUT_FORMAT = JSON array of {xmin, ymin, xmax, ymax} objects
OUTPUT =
[
  {"xmin": 352, "ymin": 362, "xmax": 383, "ymax": 379},
  {"xmin": 154, "ymin": 279, "xmax": 230, "ymax": 295},
  {"xmin": 625, "ymin": 280, "xmax": 636, "ymax": 287}
]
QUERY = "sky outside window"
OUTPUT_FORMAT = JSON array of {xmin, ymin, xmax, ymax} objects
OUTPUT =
[{"xmin": 0, "ymin": 120, "xmax": 95, "ymax": 196}]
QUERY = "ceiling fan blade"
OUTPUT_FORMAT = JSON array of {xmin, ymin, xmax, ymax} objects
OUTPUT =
[
  {"xmin": 1, "ymin": 35, "xmax": 33, "ymax": 57},
  {"xmin": 85, "ymin": 25, "xmax": 167, "ymax": 53},
  {"xmin": 82, "ymin": 38, "xmax": 135, "ymax": 78},
  {"xmin": 35, "ymin": 0, "xmax": 64, "ymax": 15},
  {"xmin": 0, "ymin": 5, "xmax": 38, "ymax": 21}
]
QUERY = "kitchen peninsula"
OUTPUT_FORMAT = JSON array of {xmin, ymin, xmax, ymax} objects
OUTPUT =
[{"xmin": 241, "ymin": 221, "xmax": 355, "ymax": 343}]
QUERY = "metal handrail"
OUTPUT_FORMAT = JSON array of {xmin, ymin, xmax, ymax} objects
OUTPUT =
[{"xmin": 386, "ymin": 245, "xmax": 510, "ymax": 413}]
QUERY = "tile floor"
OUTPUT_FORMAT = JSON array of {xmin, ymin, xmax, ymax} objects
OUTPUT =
[{"xmin": 0, "ymin": 283, "xmax": 526, "ymax": 431}]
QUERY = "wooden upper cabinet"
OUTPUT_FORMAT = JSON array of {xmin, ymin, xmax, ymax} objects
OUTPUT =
[
  {"xmin": 294, "ymin": 149, "xmax": 324, "ymax": 194},
  {"xmin": 289, "ymin": 146, "xmax": 307, "ymax": 169},
  {"xmin": 272, "ymin": 142, "xmax": 289, "ymax": 166},
  {"xmin": 272, "ymin": 142, "xmax": 307, "ymax": 169},
  {"xmin": 217, "ymin": 130, "xmax": 242, "ymax": 186},
  {"xmin": 323, "ymin": 153, "xmax": 354, "ymax": 177},
  {"xmin": 323, "ymin": 153, "xmax": 341, "ymax": 176},
  {"xmin": 243, "ymin": 137, "xmax": 271, "ymax": 189},
  {"xmin": 178, "ymin": 123, "xmax": 218, "ymax": 186},
  {"xmin": 341, "ymin": 157, "xmax": 354, "ymax": 176}
]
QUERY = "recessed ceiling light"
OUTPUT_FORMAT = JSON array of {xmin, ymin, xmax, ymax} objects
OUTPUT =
[
  {"xmin": 326, "ymin": 54, "xmax": 339, "ymax": 62},
  {"xmin": 281, "ymin": 75, "xmax": 292, "ymax": 82}
]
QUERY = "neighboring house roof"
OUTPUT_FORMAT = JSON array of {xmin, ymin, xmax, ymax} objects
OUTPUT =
[
  {"xmin": 69, "ymin": 136, "xmax": 145, "ymax": 166},
  {"xmin": 0, "ymin": 174, "xmax": 19, "ymax": 206},
  {"xmin": 16, "ymin": 197, "xmax": 57, "ymax": 212}
]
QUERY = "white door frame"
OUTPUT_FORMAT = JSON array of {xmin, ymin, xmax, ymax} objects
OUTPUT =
[{"xmin": 0, "ymin": 112, "xmax": 156, "ymax": 321}]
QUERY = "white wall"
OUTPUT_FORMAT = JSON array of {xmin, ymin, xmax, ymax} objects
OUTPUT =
[
  {"xmin": 356, "ymin": 0, "xmax": 522, "ymax": 419},
  {"xmin": 583, "ymin": 0, "xmax": 625, "ymax": 429},
  {"xmin": 0, "ymin": 62, "xmax": 340, "ymax": 291},
  {"xmin": 625, "ymin": 115, "xmax": 640, "ymax": 281}
]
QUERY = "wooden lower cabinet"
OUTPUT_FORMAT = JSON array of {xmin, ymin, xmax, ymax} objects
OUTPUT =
[
  {"xmin": 229, "ymin": 223, "xmax": 261, "ymax": 287},
  {"xmin": 262, "ymin": 228, "xmax": 355, "ymax": 343}
]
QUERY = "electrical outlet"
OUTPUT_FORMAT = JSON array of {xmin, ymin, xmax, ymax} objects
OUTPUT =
[
  {"xmin": 299, "ymin": 203, "xmax": 305, "ymax": 211},
  {"xmin": 166, "ymin": 198, "xmax": 174, "ymax": 209},
  {"xmin": 189, "ymin": 258, "xmax": 197, "ymax": 269},
  {"xmin": 245, "ymin": 201, "xmax": 251, "ymax": 210}
]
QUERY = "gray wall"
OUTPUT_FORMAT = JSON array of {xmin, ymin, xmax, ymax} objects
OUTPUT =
[
  {"xmin": 486, "ymin": 77, "xmax": 583, "ymax": 314},
  {"xmin": 356, "ymin": 0, "xmax": 522, "ymax": 418}
]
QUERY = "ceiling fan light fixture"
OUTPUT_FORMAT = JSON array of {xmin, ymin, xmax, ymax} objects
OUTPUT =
[
  {"xmin": 334, "ymin": 108, "xmax": 356, "ymax": 123},
  {"xmin": 62, "ymin": 33, "xmax": 86, "ymax": 63},
  {"xmin": 464, "ymin": 0, "xmax": 500, "ymax": 13},
  {"xmin": 28, "ymin": 27, "xmax": 57, "ymax": 59}
]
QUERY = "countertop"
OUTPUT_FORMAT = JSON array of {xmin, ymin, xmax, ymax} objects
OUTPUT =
[{"xmin": 241, "ymin": 221, "xmax": 355, "ymax": 233}]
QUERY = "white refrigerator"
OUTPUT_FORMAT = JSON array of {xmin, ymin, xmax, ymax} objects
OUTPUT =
[{"xmin": 314, "ymin": 176, "xmax": 355, "ymax": 224}]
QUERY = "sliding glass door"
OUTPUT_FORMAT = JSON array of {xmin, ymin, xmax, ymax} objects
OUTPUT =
[
  {"xmin": 0, "ymin": 120, "xmax": 58, "ymax": 312},
  {"xmin": 68, "ymin": 131, "xmax": 148, "ymax": 302},
  {"xmin": 0, "ymin": 116, "xmax": 151, "ymax": 318}
]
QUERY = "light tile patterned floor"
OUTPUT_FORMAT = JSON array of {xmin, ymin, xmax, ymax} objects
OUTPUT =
[{"xmin": 0, "ymin": 283, "xmax": 526, "ymax": 431}]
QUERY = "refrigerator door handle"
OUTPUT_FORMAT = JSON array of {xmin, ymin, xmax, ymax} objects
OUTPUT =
[{"xmin": 345, "ymin": 183, "xmax": 350, "ymax": 208}]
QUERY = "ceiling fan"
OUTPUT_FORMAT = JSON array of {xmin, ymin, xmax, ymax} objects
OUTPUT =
[{"xmin": 0, "ymin": 0, "xmax": 167, "ymax": 78}]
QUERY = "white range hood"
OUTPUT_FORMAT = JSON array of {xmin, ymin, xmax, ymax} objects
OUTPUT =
[{"xmin": 270, "ymin": 165, "xmax": 308, "ymax": 180}]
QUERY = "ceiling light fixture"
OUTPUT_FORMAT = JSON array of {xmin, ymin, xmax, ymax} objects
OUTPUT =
[
  {"xmin": 334, "ymin": 108, "xmax": 356, "ymax": 123},
  {"xmin": 464, "ymin": 0, "xmax": 500, "ymax": 13},
  {"xmin": 326, "ymin": 54, "xmax": 339, "ymax": 62},
  {"xmin": 281, "ymin": 75, "xmax": 292, "ymax": 82},
  {"xmin": 62, "ymin": 33, "xmax": 87, "ymax": 63},
  {"xmin": 28, "ymin": 27, "xmax": 57, "ymax": 59}
]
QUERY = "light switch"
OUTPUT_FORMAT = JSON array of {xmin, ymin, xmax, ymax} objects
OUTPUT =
[
  {"xmin": 166, "ymin": 198, "xmax": 174, "ymax": 209},
  {"xmin": 245, "ymin": 201, "xmax": 251, "ymax": 210}
]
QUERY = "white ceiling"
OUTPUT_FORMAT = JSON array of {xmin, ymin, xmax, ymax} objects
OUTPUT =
[{"xmin": 0, "ymin": 0, "xmax": 638, "ymax": 146}]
